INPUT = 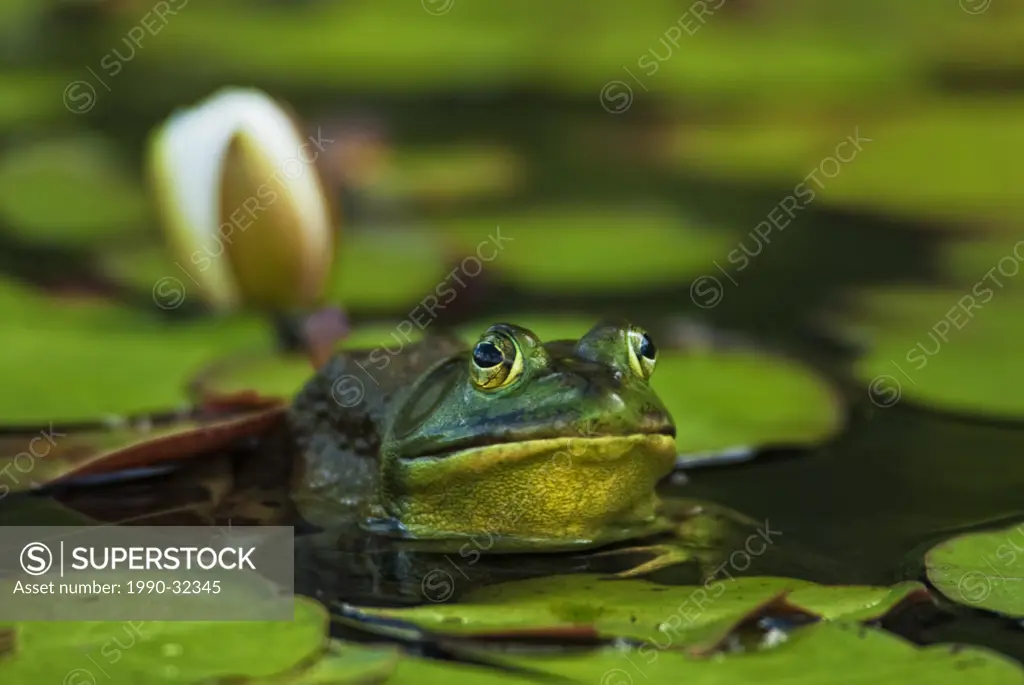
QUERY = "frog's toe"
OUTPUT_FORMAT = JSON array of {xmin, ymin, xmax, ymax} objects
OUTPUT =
[{"xmin": 590, "ymin": 544, "xmax": 694, "ymax": 579}]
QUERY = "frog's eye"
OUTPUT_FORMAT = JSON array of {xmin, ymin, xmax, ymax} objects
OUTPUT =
[
  {"xmin": 470, "ymin": 332, "xmax": 524, "ymax": 390},
  {"xmin": 627, "ymin": 327, "xmax": 657, "ymax": 380}
]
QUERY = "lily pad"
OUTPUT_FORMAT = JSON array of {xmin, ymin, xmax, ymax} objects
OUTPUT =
[
  {"xmin": 133, "ymin": 3, "xmax": 917, "ymax": 108},
  {"xmin": 0, "ymin": 565, "xmax": 293, "ymax": 621},
  {"xmin": 0, "ymin": 135, "xmax": 148, "ymax": 245},
  {"xmin": 187, "ymin": 323, "xmax": 436, "ymax": 401},
  {"xmin": 807, "ymin": 98, "xmax": 1024, "ymax": 225},
  {"xmin": 101, "ymin": 227, "xmax": 451, "ymax": 311},
  {"xmin": 664, "ymin": 113, "xmax": 842, "ymax": 184},
  {"xmin": 329, "ymin": 228, "xmax": 451, "ymax": 308},
  {"xmin": 485, "ymin": 623, "xmax": 1023, "ymax": 684},
  {"xmin": 96, "ymin": 242, "xmax": 184, "ymax": 295},
  {"xmin": 386, "ymin": 655, "xmax": 531, "ymax": 685},
  {"xmin": 439, "ymin": 206, "xmax": 734, "ymax": 293},
  {"xmin": 0, "ymin": 596, "xmax": 328, "ymax": 682},
  {"xmin": 270, "ymin": 640, "xmax": 400, "ymax": 684},
  {"xmin": 939, "ymin": 234, "xmax": 1024, "ymax": 290},
  {"xmin": 0, "ymin": 496, "xmax": 96, "ymax": 527},
  {"xmin": 0, "ymin": 274, "xmax": 282, "ymax": 423},
  {"xmin": 666, "ymin": 95, "xmax": 1024, "ymax": 228},
  {"xmin": 0, "ymin": 310, "xmax": 271, "ymax": 423},
  {"xmin": 0, "ymin": 398, "xmax": 284, "ymax": 494},
  {"xmin": 134, "ymin": 4, "xmax": 544, "ymax": 91},
  {"xmin": 835, "ymin": 230, "xmax": 1024, "ymax": 418},
  {"xmin": 654, "ymin": 347, "xmax": 843, "ymax": 456},
  {"xmin": 925, "ymin": 522, "xmax": 1024, "ymax": 619},
  {"xmin": 840, "ymin": 286, "xmax": 1024, "ymax": 419},
  {"xmin": 932, "ymin": 7, "xmax": 1024, "ymax": 74},
  {"xmin": 350, "ymin": 573, "xmax": 929, "ymax": 645},
  {"xmin": 381, "ymin": 145, "xmax": 525, "ymax": 206},
  {"xmin": 0, "ymin": 72, "xmax": 70, "ymax": 132}
]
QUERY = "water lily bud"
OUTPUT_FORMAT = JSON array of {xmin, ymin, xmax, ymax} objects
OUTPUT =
[{"xmin": 148, "ymin": 87, "xmax": 336, "ymax": 312}]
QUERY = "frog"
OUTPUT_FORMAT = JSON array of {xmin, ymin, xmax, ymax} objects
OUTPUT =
[
  {"xmin": 287, "ymin": 320, "xmax": 688, "ymax": 573},
  {"xmin": 3, "ymin": 320, "xmax": 695, "ymax": 579}
]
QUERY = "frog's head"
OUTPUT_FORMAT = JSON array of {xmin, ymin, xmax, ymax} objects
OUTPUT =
[{"xmin": 377, "ymin": 321, "xmax": 677, "ymax": 549}]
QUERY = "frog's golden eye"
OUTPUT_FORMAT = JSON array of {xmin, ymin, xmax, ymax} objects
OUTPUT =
[
  {"xmin": 470, "ymin": 332, "xmax": 524, "ymax": 390},
  {"xmin": 627, "ymin": 327, "xmax": 657, "ymax": 380}
]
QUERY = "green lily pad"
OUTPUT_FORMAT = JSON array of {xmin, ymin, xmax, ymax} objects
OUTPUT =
[
  {"xmin": 191, "ymin": 354, "xmax": 313, "ymax": 401},
  {"xmin": 329, "ymin": 228, "xmax": 450, "ymax": 308},
  {"xmin": 0, "ymin": 72, "xmax": 71, "ymax": 132},
  {"xmin": 0, "ymin": 278, "xmax": 276, "ymax": 422},
  {"xmin": 387, "ymin": 655, "xmax": 531, "ymax": 685},
  {"xmin": 351, "ymin": 573, "xmax": 929, "ymax": 644},
  {"xmin": 0, "ymin": 135, "xmax": 148, "ymax": 245},
  {"xmin": 836, "ymin": 230, "xmax": 1024, "ymax": 419},
  {"xmin": 938, "ymin": 234, "xmax": 1024, "ymax": 290},
  {"xmin": 925, "ymin": 522, "xmax": 1024, "ymax": 619},
  {"xmin": 484, "ymin": 623, "xmax": 1023, "ymax": 684},
  {"xmin": 654, "ymin": 347, "xmax": 843, "ymax": 456},
  {"xmin": 382, "ymin": 145, "xmax": 525, "ymax": 206},
  {"xmin": 0, "ymin": 496, "xmax": 96, "ymax": 527},
  {"xmin": 665, "ymin": 113, "xmax": 842, "ymax": 184},
  {"xmin": 189, "ymin": 324, "xmax": 418, "ymax": 400},
  {"xmin": 270, "ymin": 640, "xmax": 400, "ymax": 684},
  {"xmin": 134, "ymin": 3, "xmax": 917, "ymax": 108},
  {"xmin": 840, "ymin": 285, "xmax": 1024, "ymax": 419},
  {"xmin": 936, "ymin": 32, "xmax": 1024, "ymax": 77},
  {"xmin": 438, "ymin": 205, "xmax": 734, "ymax": 293},
  {"xmin": 667, "ymin": 95, "xmax": 1024, "ymax": 228},
  {"xmin": 0, "ymin": 0, "xmax": 41, "ymax": 32},
  {"xmin": 0, "ymin": 596, "xmax": 328, "ymax": 682},
  {"xmin": 0, "ymin": 566, "xmax": 295, "ymax": 622},
  {"xmin": 134, "ymin": 4, "xmax": 543, "ymax": 91},
  {"xmin": 809, "ymin": 98, "xmax": 1024, "ymax": 224},
  {"xmin": 337, "ymin": 625, "xmax": 1024, "ymax": 684},
  {"xmin": 96, "ymin": 242, "xmax": 184, "ymax": 295},
  {"xmin": 101, "ymin": 227, "xmax": 450, "ymax": 311},
  {"xmin": 0, "ymin": 320, "xmax": 271, "ymax": 423}
]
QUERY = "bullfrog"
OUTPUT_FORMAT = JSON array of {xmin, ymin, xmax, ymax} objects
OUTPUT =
[
  {"xmin": 5, "ymin": 320, "xmax": 698, "ymax": 581},
  {"xmin": 289, "ymin": 320, "xmax": 679, "ymax": 555}
]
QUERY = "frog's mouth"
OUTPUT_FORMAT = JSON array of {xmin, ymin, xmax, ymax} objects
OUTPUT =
[
  {"xmin": 403, "ymin": 432, "xmax": 677, "ymax": 470},
  {"xmin": 397, "ymin": 420, "xmax": 676, "ymax": 462}
]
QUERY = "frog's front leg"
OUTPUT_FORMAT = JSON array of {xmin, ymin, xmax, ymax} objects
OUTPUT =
[{"xmin": 592, "ymin": 498, "xmax": 766, "ymax": 579}]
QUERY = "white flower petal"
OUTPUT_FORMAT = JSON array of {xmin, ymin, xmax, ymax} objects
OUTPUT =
[{"xmin": 148, "ymin": 87, "xmax": 334, "ymax": 311}]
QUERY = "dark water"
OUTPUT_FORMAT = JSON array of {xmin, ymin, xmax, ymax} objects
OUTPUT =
[{"xmin": 683, "ymin": 405, "xmax": 1024, "ymax": 660}]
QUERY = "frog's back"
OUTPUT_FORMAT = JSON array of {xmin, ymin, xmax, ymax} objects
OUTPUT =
[{"xmin": 288, "ymin": 333, "xmax": 466, "ymax": 526}]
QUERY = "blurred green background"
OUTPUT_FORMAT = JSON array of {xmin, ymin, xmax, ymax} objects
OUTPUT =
[{"xmin": 2, "ymin": 1, "xmax": 1022, "ymax": 306}]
